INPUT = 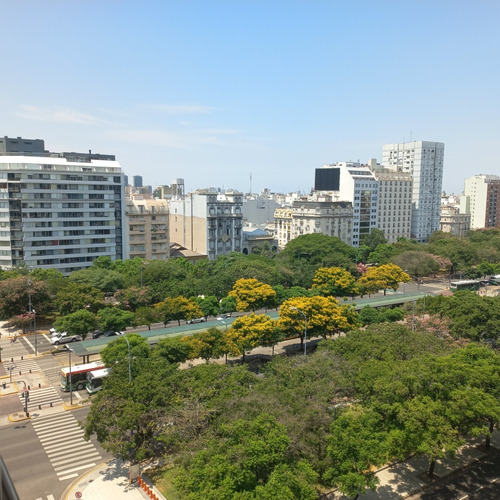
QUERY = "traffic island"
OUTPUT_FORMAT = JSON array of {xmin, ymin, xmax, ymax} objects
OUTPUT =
[{"xmin": 8, "ymin": 411, "xmax": 30, "ymax": 422}]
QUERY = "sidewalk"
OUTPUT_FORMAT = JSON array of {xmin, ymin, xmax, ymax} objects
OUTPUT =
[{"xmin": 63, "ymin": 458, "xmax": 156, "ymax": 500}]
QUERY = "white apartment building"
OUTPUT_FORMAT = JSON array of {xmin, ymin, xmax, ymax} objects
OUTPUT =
[
  {"xmin": 290, "ymin": 199, "xmax": 353, "ymax": 244},
  {"xmin": 126, "ymin": 197, "xmax": 169, "ymax": 261},
  {"xmin": 274, "ymin": 207, "xmax": 293, "ymax": 249},
  {"xmin": 0, "ymin": 137, "xmax": 125, "ymax": 274},
  {"xmin": 382, "ymin": 141, "xmax": 444, "ymax": 242},
  {"xmin": 460, "ymin": 174, "xmax": 500, "ymax": 229},
  {"xmin": 314, "ymin": 162, "xmax": 378, "ymax": 247},
  {"xmin": 169, "ymin": 189, "xmax": 243, "ymax": 259},
  {"xmin": 371, "ymin": 168, "xmax": 413, "ymax": 243}
]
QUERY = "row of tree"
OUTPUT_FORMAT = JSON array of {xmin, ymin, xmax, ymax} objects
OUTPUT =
[{"xmin": 85, "ymin": 322, "xmax": 500, "ymax": 499}]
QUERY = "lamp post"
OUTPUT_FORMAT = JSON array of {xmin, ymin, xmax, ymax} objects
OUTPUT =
[
  {"xmin": 291, "ymin": 307, "xmax": 307, "ymax": 355},
  {"xmin": 219, "ymin": 320, "xmax": 228, "ymax": 364},
  {"xmin": 412, "ymin": 299, "xmax": 416, "ymax": 332},
  {"xmin": 32, "ymin": 308, "xmax": 37, "ymax": 356},
  {"xmin": 123, "ymin": 335, "xmax": 132, "ymax": 384}
]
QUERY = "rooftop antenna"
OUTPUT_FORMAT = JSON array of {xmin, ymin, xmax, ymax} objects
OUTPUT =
[
  {"xmin": 249, "ymin": 172, "xmax": 252, "ymax": 195},
  {"xmin": 409, "ymin": 130, "xmax": 413, "ymax": 142}
]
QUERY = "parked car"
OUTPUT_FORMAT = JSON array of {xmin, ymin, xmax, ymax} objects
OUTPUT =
[
  {"xmin": 186, "ymin": 317, "xmax": 206, "ymax": 324},
  {"xmin": 217, "ymin": 314, "xmax": 232, "ymax": 320},
  {"xmin": 50, "ymin": 332, "xmax": 82, "ymax": 345},
  {"xmin": 92, "ymin": 330, "xmax": 124, "ymax": 339}
]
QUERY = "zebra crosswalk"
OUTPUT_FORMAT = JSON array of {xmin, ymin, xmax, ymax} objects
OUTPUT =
[
  {"xmin": 35, "ymin": 496, "xmax": 55, "ymax": 500},
  {"xmin": 31, "ymin": 412, "xmax": 102, "ymax": 481},
  {"xmin": 18, "ymin": 386, "xmax": 63, "ymax": 412},
  {"xmin": 12, "ymin": 356, "xmax": 41, "ymax": 373}
]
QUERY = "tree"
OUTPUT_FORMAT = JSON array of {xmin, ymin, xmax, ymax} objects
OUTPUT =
[
  {"xmin": 360, "ymin": 228, "xmax": 387, "ymax": 252},
  {"xmin": 97, "ymin": 307, "xmax": 134, "ymax": 333},
  {"xmin": 0, "ymin": 277, "xmax": 51, "ymax": 320},
  {"xmin": 218, "ymin": 295, "xmax": 237, "ymax": 315},
  {"xmin": 155, "ymin": 296, "xmax": 203, "ymax": 326},
  {"xmin": 192, "ymin": 295, "xmax": 219, "ymax": 319},
  {"xmin": 228, "ymin": 278, "xmax": 277, "ymax": 312},
  {"xmin": 55, "ymin": 283, "xmax": 105, "ymax": 315},
  {"xmin": 184, "ymin": 327, "xmax": 226, "ymax": 362},
  {"xmin": 100, "ymin": 333, "xmax": 151, "ymax": 366},
  {"xmin": 133, "ymin": 306, "xmax": 161, "ymax": 330},
  {"xmin": 114, "ymin": 286, "xmax": 153, "ymax": 311},
  {"xmin": 227, "ymin": 313, "xmax": 275, "ymax": 362},
  {"xmin": 312, "ymin": 267, "xmax": 358, "ymax": 297},
  {"xmin": 278, "ymin": 296, "xmax": 357, "ymax": 346},
  {"xmin": 68, "ymin": 266, "xmax": 124, "ymax": 293},
  {"xmin": 324, "ymin": 406, "xmax": 390, "ymax": 498},
  {"xmin": 175, "ymin": 414, "xmax": 291, "ymax": 499},
  {"xmin": 357, "ymin": 264, "xmax": 410, "ymax": 296},
  {"xmin": 392, "ymin": 251, "xmax": 441, "ymax": 278},
  {"xmin": 152, "ymin": 336, "xmax": 192, "ymax": 364},
  {"xmin": 54, "ymin": 309, "xmax": 98, "ymax": 339}
]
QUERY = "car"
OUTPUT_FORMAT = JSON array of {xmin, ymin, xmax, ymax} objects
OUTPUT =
[
  {"xmin": 216, "ymin": 314, "xmax": 232, "ymax": 320},
  {"xmin": 50, "ymin": 333, "xmax": 82, "ymax": 345},
  {"xmin": 186, "ymin": 317, "xmax": 206, "ymax": 324}
]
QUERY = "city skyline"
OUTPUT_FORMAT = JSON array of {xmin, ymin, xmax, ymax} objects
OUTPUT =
[{"xmin": 2, "ymin": 1, "xmax": 499, "ymax": 195}]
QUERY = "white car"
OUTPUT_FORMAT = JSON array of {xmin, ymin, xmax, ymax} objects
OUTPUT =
[
  {"xmin": 50, "ymin": 332, "xmax": 82, "ymax": 345},
  {"xmin": 186, "ymin": 317, "xmax": 206, "ymax": 324}
]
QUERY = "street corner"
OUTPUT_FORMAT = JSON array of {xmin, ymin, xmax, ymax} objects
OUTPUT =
[
  {"xmin": 0, "ymin": 380, "xmax": 19, "ymax": 396},
  {"xmin": 8, "ymin": 411, "xmax": 31, "ymax": 422}
]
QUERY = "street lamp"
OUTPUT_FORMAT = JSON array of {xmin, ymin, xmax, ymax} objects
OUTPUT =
[
  {"xmin": 290, "ymin": 307, "xmax": 307, "ymax": 355},
  {"xmin": 32, "ymin": 308, "xmax": 37, "ymax": 356},
  {"xmin": 123, "ymin": 335, "xmax": 132, "ymax": 384},
  {"xmin": 219, "ymin": 320, "xmax": 228, "ymax": 364}
]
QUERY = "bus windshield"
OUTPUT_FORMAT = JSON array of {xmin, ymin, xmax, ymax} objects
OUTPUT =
[{"xmin": 86, "ymin": 368, "xmax": 111, "ymax": 394}]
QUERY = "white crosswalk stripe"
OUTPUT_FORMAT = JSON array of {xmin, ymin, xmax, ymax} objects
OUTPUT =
[
  {"xmin": 8, "ymin": 357, "xmax": 41, "ymax": 373},
  {"xmin": 35, "ymin": 496, "xmax": 55, "ymax": 500},
  {"xmin": 31, "ymin": 412, "xmax": 102, "ymax": 481},
  {"xmin": 18, "ymin": 386, "xmax": 63, "ymax": 412}
]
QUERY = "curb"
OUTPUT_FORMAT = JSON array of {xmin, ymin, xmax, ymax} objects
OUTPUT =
[{"xmin": 8, "ymin": 411, "xmax": 30, "ymax": 422}]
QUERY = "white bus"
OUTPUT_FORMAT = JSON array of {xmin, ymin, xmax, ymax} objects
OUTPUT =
[
  {"xmin": 60, "ymin": 361, "xmax": 105, "ymax": 391},
  {"xmin": 86, "ymin": 368, "xmax": 111, "ymax": 394}
]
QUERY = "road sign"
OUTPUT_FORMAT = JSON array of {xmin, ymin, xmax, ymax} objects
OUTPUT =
[{"xmin": 75, "ymin": 492, "xmax": 82, "ymax": 499}]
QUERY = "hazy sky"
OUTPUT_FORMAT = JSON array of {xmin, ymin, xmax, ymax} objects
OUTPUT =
[{"xmin": 2, "ymin": 1, "xmax": 499, "ymax": 195}]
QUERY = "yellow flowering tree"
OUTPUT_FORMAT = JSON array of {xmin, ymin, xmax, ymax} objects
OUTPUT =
[
  {"xmin": 228, "ymin": 278, "xmax": 277, "ymax": 312},
  {"xmin": 226, "ymin": 313, "xmax": 276, "ymax": 362},
  {"xmin": 154, "ymin": 296, "xmax": 203, "ymax": 325},
  {"xmin": 278, "ymin": 296, "xmax": 357, "ymax": 347},
  {"xmin": 357, "ymin": 264, "xmax": 411, "ymax": 296},
  {"xmin": 312, "ymin": 267, "xmax": 358, "ymax": 298}
]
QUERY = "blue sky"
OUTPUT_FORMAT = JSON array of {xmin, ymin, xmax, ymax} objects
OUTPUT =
[{"xmin": 2, "ymin": 1, "xmax": 499, "ymax": 195}]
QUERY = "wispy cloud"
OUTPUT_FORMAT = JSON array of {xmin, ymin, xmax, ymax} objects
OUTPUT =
[
  {"xmin": 14, "ymin": 105, "xmax": 107, "ymax": 126},
  {"xmin": 143, "ymin": 104, "xmax": 216, "ymax": 115},
  {"xmin": 107, "ymin": 129, "xmax": 189, "ymax": 149}
]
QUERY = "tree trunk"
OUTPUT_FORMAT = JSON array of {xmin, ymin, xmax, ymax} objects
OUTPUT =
[
  {"xmin": 428, "ymin": 459, "xmax": 436, "ymax": 478},
  {"xmin": 486, "ymin": 420, "xmax": 494, "ymax": 450}
]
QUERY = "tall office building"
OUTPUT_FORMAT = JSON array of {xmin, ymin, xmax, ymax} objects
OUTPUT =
[
  {"xmin": 314, "ymin": 162, "xmax": 378, "ymax": 247},
  {"xmin": 460, "ymin": 174, "xmax": 500, "ymax": 229},
  {"xmin": 0, "ymin": 136, "xmax": 125, "ymax": 274},
  {"xmin": 371, "ymin": 166, "xmax": 413, "ymax": 243},
  {"xmin": 382, "ymin": 141, "xmax": 444, "ymax": 242}
]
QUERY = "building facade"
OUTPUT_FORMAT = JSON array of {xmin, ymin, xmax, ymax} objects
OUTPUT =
[
  {"xmin": 274, "ymin": 207, "xmax": 293, "ymax": 249},
  {"xmin": 273, "ymin": 198, "xmax": 353, "ymax": 248},
  {"xmin": 314, "ymin": 162, "xmax": 378, "ymax": 247},
  {"xmin": 382, "ymin": 141, "xmax": 444, "ymax": 242},
  {"xmin": 440, "ymin": 206, "xmax": 471, "ymax": 237},
  {"xmin": 168, "ymin": 189, "xmax": 243, "ymax": 259},
  {"xmin": 460, "ymin": 174, "xmax": 500, "ymax": 229},
  {"xmin": 126, "ymin": 197, "xmax": 169, "ymax": 261},
  {"xmin": 372, "ymin": 168, "xmax": 413, "ymax": 243},
  {"xmin": 0, "ymin": 137, "xmax": 125, "ymax": 274}
]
